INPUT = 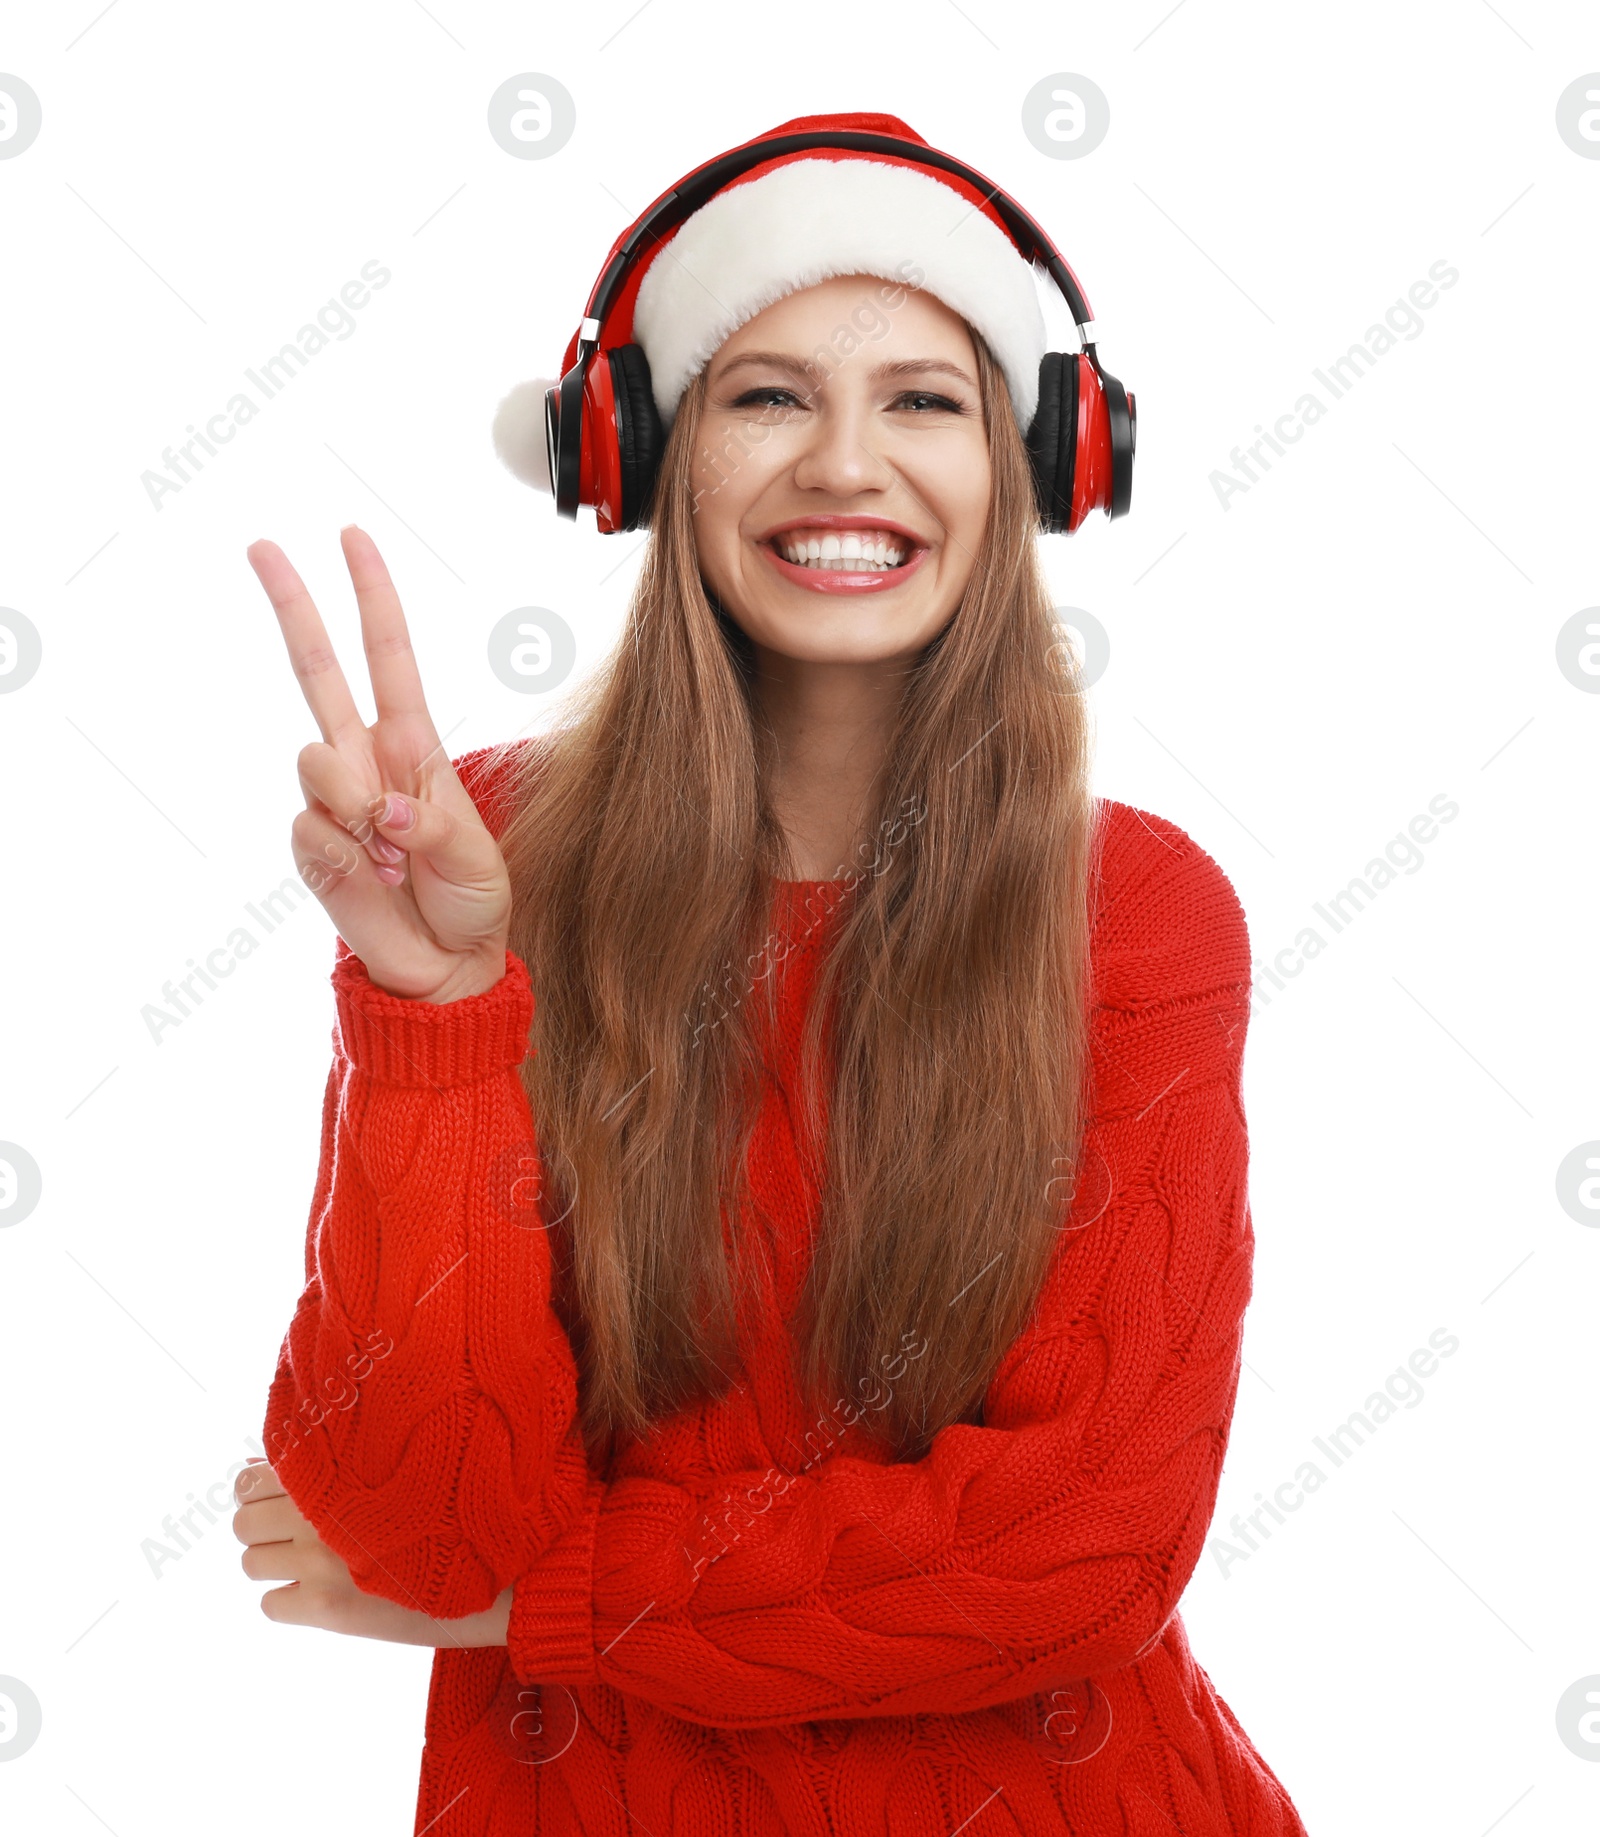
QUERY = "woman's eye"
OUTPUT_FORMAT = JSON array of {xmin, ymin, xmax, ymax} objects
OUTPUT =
[
  {"xmin": 894, "ymin": 391, "xmax": 966, "ymax": 414},
  {"xmin": 731, "ymin": 387, "xmax": 803, "ymax": 410}
]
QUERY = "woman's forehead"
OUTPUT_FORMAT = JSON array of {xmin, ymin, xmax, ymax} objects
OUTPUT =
[{"xmin": 707, "ymin": 278, "xmax": 977, "ymax": 375}]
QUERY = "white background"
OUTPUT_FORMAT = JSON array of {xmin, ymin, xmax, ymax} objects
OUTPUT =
[{"xmin": 1, "ymin": 1, "xmax": 1596, "ymax": 1832}]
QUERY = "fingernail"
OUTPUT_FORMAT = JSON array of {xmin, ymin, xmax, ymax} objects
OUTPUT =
[
  {"xmin": 373, "ymin": 838, "xmax": 404, "ymax": 864},
  {"xmin": 378, "ymin": 795, "xmax": 414, "ymax": 830},
  {"xmin": 375, "ymin": 863, "xmax": 405, "ymax": 885}
]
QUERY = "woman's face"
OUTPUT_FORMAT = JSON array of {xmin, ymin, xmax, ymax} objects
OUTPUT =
[{"xmin": 688, "ymin": 273, "xmax": 992, "ymax": 668}]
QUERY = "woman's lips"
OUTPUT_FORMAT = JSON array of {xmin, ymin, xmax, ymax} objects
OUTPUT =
[{"xmin": 759, "ymin": 539, "xmax": 930, "ymax": 595}]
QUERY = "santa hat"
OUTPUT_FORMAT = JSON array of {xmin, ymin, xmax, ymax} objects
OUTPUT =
[{"xmin": 493, "ymin": 112, "xmax": 1049, "ymax": 493}]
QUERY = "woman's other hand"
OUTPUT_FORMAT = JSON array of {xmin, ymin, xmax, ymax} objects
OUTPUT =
[
  {"xmin": 232, "ymin": 1460, "xmax": 513, "ymax": 1646},
  {"xmin": 246, "ymin": 524, "xmax": 510, "ymax": 1003}
]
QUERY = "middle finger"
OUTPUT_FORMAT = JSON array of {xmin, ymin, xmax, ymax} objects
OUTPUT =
[
  {"xmin": 233, "ymin": 1492, "xmax": 308, "ymax": 1546},
  {"xmin": 339, "ymin": 525, "xmax": 443, "ymax": 747}
]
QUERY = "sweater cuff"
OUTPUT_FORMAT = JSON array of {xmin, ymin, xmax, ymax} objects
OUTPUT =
[
  {"xmin": 331, "ymin": 946, "xmax": 533, "ymax": 1086},
  {"xmin": 505, "ymin": 1479, "xmax": 604, "ymax": 1688}
]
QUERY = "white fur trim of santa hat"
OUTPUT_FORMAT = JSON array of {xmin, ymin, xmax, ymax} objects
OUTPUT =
[
  {"xmin": 492, "ymin": 377, "xmax": 557, "ymax": 490},
  {"xmin": 632, "ymin": 156, "xmax": 1046, "ymax": 433}
]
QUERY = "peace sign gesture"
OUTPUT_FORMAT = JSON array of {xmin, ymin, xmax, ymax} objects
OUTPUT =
[{"xmin": 247, "ymin": 525, "xmax": 511, "ymax": 1004}]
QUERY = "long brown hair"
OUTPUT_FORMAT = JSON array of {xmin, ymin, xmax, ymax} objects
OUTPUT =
[{"xmin": 487, "ymin": 322, "xmax": 1099, "ymax": 1464}]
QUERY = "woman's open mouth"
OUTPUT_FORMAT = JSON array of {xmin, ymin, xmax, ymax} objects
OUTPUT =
[{"xmin": 758, "ymin": 522, "xmax": 931, "ymax": 595}]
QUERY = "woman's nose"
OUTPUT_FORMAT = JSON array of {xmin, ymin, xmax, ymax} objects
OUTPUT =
[{"xmin": 791, "ymin": 404, "xmax": 892, "ymax": 496}]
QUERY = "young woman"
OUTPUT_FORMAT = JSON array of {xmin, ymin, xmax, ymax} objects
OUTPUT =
[{"xmin": 234, "ymin": 114, "xmax": 1306, "ymax": 1837}]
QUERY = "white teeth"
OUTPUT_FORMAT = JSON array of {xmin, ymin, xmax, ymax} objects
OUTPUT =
[{"xmin": 772, "ymin": 529, "xmax": 910, "ymax": 571}]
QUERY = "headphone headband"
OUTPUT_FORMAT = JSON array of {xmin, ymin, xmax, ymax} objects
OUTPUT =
[
  {"xmin": 544, "ymin": 124, "xmax": 1134, "ymax": 533},
  {"xmin": 575, "ymin": 130, "xmax": 1100, "ymax": 362}
]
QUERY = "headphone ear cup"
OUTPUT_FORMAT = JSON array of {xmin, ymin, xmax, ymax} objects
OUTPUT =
[
  {"xmin": 607, "ymin": 344, "xmax": 664, "ymax": 531},
  {"xmin": 1024, "ymin": 351, "xmax": 1079, "ymax": 535},
  {"xmin": 1098, "ymin": 368, "xmax": 1135, "ymax": 519}
]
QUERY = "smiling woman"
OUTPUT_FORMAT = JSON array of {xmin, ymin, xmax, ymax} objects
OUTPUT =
[
  {"xmin": 676, "ymin": 277, "xmax": 998, "ymax": 876},
  {"xmin": 240, "ymin": 109, "xmax": 1305, "ymax": 1837},
  {"xmin": 700, "ymin": 301, "xmax": 985, "ymax": 594}
]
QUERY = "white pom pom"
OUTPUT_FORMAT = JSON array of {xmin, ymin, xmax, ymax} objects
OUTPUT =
[{"xmin": 492, "ymin": 377, "xmax": 559, "ymax": 492}]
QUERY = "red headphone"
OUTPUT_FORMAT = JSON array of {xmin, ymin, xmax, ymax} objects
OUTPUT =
[{"xmin": 545, "ymin": 120, "xmax": 1135, "ymax": 537}]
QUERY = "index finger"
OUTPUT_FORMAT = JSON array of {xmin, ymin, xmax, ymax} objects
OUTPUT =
[
  {"xmin": 247, "ymin": 538, "xmax": 367, "ymax": 747},
  {"xmin": 339, "ymin": 524, "xmax": 442, "ymax": 747},
  {"xmin": 234, "ymin": 1459, "xmax": 286, "ymax": 1506}
]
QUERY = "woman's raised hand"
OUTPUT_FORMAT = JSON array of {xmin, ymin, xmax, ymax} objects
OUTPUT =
[{"xmin": 247, "ymin": 525, "xmax": 511, "ymax": 1003}]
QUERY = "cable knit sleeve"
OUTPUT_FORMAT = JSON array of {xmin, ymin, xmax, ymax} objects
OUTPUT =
[
  {"xmin": 259, "ymin": 744, "xmax": 592, "ymax": 1622},
  {"xmin": 503, "ymin": 811, "xmax": 1257, "ymax": 1725}
]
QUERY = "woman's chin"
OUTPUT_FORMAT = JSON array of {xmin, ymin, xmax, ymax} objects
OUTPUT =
[{"xmin": 743, "ymin": 603, "xmax": 941, "ymax": 667}]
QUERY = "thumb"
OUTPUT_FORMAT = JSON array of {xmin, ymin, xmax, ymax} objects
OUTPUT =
[{"xmin": 369, "ymin": 790, "xmax": 502, "ymax": 885}]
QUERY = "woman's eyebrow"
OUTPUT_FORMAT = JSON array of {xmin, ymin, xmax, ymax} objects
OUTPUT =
[
  {"xmin": 714, "ymin": 351, "xmax": 810, "ymax": 381},
  {"xmin": 871, "ymin": 357, "xmax": 977, "ymax": 388},
  {"xmin": 714, "ymin": 352, "xmax": 977, "ymax": 389}
]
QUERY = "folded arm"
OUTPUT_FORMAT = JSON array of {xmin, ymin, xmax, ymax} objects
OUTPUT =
[{"xmin": 504, "ymin": 824, "xmax": 1258, "ymax": 1726}]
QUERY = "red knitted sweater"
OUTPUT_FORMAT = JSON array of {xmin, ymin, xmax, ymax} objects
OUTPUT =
[{"xmin": 261, "ymin": 745, "xmax": 1307, "ymax": 1836}]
